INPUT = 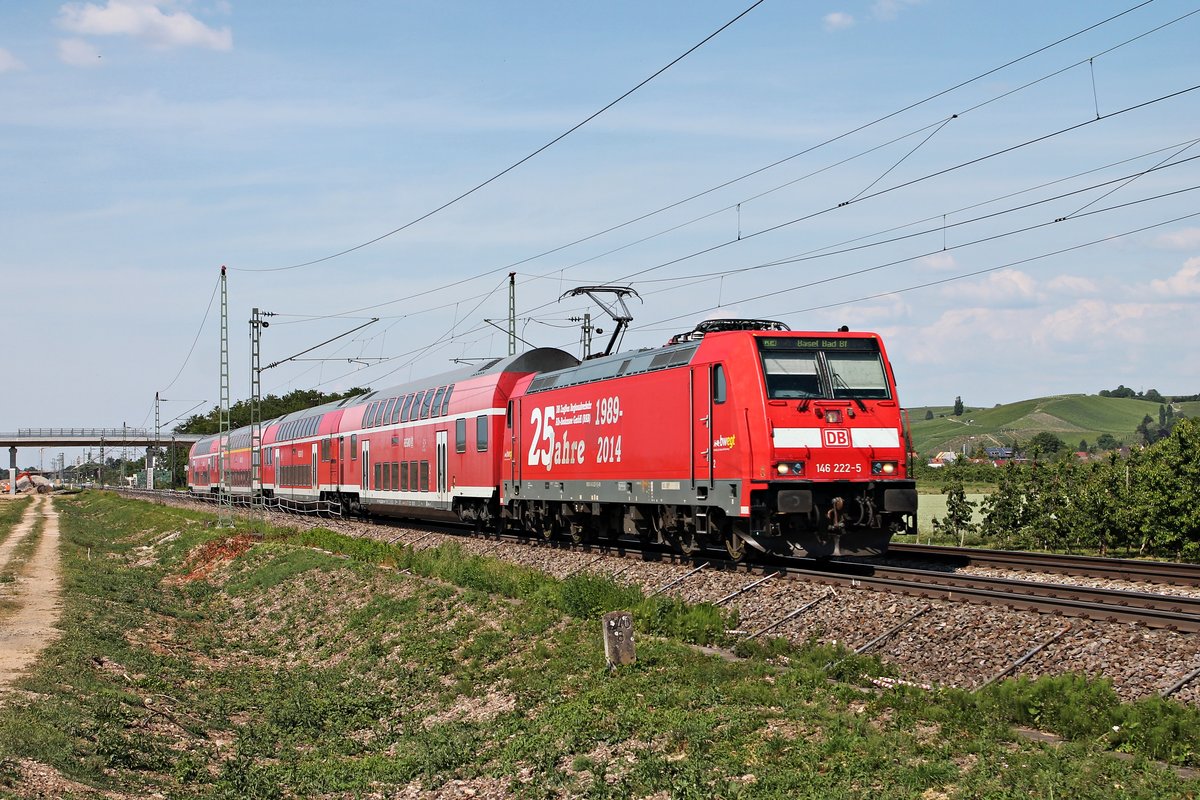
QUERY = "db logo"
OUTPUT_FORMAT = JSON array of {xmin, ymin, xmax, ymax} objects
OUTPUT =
[{"xmin": 823, "ymin": 429, "xmax": 850, "ymax": 447}]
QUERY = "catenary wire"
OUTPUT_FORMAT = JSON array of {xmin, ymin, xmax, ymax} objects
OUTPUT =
[
  {"xmin": 256, "ymin": 3, "xmax": 1186, "ymax": 330},
  {"xmin": 234, "ymin": 0, "xmax": 769, "ymax": 273}
]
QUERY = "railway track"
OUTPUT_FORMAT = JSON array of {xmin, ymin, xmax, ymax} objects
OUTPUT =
[
  {"xmin": 886, "ymin": 542, "xmax": 1200, "ymax": 586},
  {"xmin": 119, "ymin": 487, "xmax": 1200, "ymax": 699},
  {"xmin": 125, "ymin": 488, "xmax": 1200, "ymax": 633}
]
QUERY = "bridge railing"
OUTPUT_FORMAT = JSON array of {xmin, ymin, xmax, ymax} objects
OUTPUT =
[{"xmin": 6, "ymin": 428, "xmax": 154, "ymax": 438}]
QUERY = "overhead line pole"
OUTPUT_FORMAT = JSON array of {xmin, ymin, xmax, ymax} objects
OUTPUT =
[
  {"xmin": 507, "ymin": 272, "xmax": 516, "ymax": 356},
  {"xmin": 218, "ymin": 266, "xmax": 233, "ymax": 528}
]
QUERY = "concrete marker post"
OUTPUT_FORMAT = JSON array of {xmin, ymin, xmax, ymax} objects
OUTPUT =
[{"xmin": 602, "ymin": 611, "xmax": 635, "ymax": 669}]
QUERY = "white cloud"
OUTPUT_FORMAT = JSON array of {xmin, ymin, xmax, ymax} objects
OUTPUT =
[
  {"xmin": 1150, "ymin": 258, "xmax": 1200, "ymax": 298},
  {"xmin": 823, "ymin": 12, "xmax": 855, "ymax": 31},
  {"xmin": 1034, "ymin": 299, "xmax": 1156, "ymax": 346},
  {"xmin": 920, "ymin": 252, "xmax": 956, "ymax": 271},
  {"xmin": 0, "ymin": 47, "xmax": 26, "ymax": 73},
  {"xmin": 1153, "ymin": 227, "xmax": 1200, "ymax": 251},
  {"xmin": 941, "ymin": 269, "xmax": 1038, "ymax": 305},
  {"xmin": 1046, "ymin": 275, "xmax": 1097, "ymax": 296},
  {"xmin": 57, "ymin": 38, "xmax": 103, "ymax": 67},
  {"xmin": 871, "ymin": 0, "xmax": 924, "ymax": 22},
  {"xmin": 56, "ymin": 1, "xmax": 232, "ymax": 51}
]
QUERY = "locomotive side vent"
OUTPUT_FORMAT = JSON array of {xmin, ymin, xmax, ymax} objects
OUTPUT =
[{"xmin": 668, "ymin": 319, "xmax": 790, "ymax": 345}]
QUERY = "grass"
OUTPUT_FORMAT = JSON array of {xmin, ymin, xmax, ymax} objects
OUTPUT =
[
  {"xmin": 0, "ymin": 498, "xmax": 32, "ymax": 543},
  {"xmin": 0, "ymin": 491, "xmax": 1195, "ymax": 798},
  {"xmin": 908, "ymin": 394, "xmax": 1167, "ymax": 455}
]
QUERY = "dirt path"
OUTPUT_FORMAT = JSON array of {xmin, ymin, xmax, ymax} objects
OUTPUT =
[{"xmin": 0, "ymin": 496, "xmax": 63, "ymax": 693}]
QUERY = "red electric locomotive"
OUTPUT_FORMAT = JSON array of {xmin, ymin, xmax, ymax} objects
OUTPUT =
[
  {"xmin": 503, "ymin": 320, "xmax": 915, "ymax": 558},
  {"xmin": 188, "ymin": 319, "xmax": 915, "ymax": 559}
]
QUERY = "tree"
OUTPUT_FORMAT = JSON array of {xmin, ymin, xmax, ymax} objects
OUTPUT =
[
  {"xmin": 924, "ymin": 409, "xmax": 934, "ymax": 421},
  {"xmin": 1136, "ymin": 414, "xmax": 1160, "ymax": 445},
  {"xmin": 1028, "ymin": 432, "xmax": 1066, "ymax": 456},
  {"xmin": 176, "ymin": 387, "xmax": 370, "ymax": 435},
  {"xmin": 1078, "ymin": 439, "xmax": 1089, "ymax": 453},
  {"xmin": 932, "ymin": 464, "xmax": 977, "ymax": 545},
  {"xmin": 953, "ymin": 396, "xmax": 964, "ymax": 416},
  {"xmin": 1144, "ymin": 388, "xmax": 1165, "ymax": 403},
  {"xmin": 980, "ymin": 463, "xmax": 1026, "ymax": 545},
  {"xmin": 1129, "ymin": 418, "xmax": 1200, "ymax": 560},
  {"xmin": 1095, "ymin": 433, "xmax": 1120, "ymax": 451},
  {"xmin": 1100, "ymin": 385, "xmax": 1137, "ymax": 399}
]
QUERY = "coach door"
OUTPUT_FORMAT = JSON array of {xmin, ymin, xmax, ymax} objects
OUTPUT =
[
  {"xmin": 361, "ymin": 440, "xmax": 370, "ymax": 495},
  {"xmin": 436, "ymin": 430, "xmax": 448, "ymax": 506},
  {"xmin": 312, "ymin": 443, "xmax": 319, "ymax": 496},
  {"xmin": 690, "ymin": 364, "xmax": 714, "ymax": 492},
  {"xmin": 337, "ymin": 436, "xmax": 345, "ymax": 491}
]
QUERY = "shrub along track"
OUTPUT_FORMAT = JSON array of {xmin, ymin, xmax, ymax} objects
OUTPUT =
[
  {"xmin": 0, "ymin": 496, "xmax": 63, "ymax": 694},
  {"xmin": 140, "ymin": 490, "xmax": 1200, "ymax": 706}
]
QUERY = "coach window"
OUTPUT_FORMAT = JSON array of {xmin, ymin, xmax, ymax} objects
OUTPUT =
[
  {"xmin": 430, "ymin": 387, "xmax": 446, "ymax": 418},
  {"xmin": 374, "ymin": 463, "xmax": 381, "ymax": 490},
  {"xmin": 476, "ymin": 415, "xmax": 489, "ymax": 452},
  {"xmin": 411, "ymin": 391, "xmax": 426, "ymax": 421},
  {"xmin": 455, "ymin": 419, "xmax": 467, "ymax": 453},
  {"xmin": 350, "ymin": 434, "xmax": 357, "ymax": 458},
  {"xmin": 419, "ymin": 390, "xmax": 434, "ymax": 419},
  {"xmin": 410, "ymin": 460, "xmax": 419, "ymax": 491},
  {"xmin": 391, "ymin": 397, "xmax": 402, "ymax": 424},
  {"xmin": 382, "ymin": 462, "xmax": 391, "ymax": 491},
  {"xmin": 400, "ymin": 462, "xmax": 408, "ymax": 491},
  {"xmin": 420, "ymin": 460, "xmax": 430, "ymax": 492},
  {"xmin": 713, "ymin": 364, "xmax": 727, "ymax": 404},
  {"xmin": 441, "ymin": 385, "xmax": 453, "ymax": 416},
  {"xmin": 321, "ymin": 438, "xmax": 331, "ymax": 462},
  {"xmin": 382, "ymin": 397, "xmax": 397, "ymax": 426}
]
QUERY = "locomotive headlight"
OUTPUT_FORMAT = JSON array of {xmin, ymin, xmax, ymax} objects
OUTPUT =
[
  {"xmin": 776, "ymin": 461, "xmax": 805, "ymax": 475},
  {"xmin": 872, "ymin": 460, "xmax": 898, "ymax": 475}
]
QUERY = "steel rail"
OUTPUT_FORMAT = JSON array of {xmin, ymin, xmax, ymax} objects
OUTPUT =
[
  {"xmin": 886, "ymin": 543, "xmax": 1200, "ymax": 586},
  {"xmin": 120, "ymin": 487, "xmax": 1200, "ymax": 631},
  {"xmin": 778, "ymin": 563, "xmax": 1200, "ymax": 633}
]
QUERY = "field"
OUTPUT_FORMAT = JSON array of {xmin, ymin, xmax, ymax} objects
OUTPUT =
[
  {"xmin": 0, "ymin": 492, "xmax": 1196, "ymax": 798},
  {"xmin": 907, "ymin": 394, "xmax": 1172, "ymax": 456}
]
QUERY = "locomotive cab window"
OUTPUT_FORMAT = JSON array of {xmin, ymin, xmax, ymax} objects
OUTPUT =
[
  {"xmin": 827, "ymin": 352, "xmax": 891, "ymax": 400},
  {"xmin": 762, "ymin": 352, "xmax": 821, "ymax": 399},
  {"xmin": 758, "ymin": 338, "xmax": 891, "ymax": 401},
  {"xmin": 713, "ymin": 364, "xmax": 727, "ymax": 404}
]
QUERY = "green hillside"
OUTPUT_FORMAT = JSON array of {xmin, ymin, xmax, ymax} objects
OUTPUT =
[{"xmin": 906, "ymin": 394, "xmax": 1177, "ymax": 456}]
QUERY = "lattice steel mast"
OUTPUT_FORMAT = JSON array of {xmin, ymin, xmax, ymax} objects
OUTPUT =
[{"xmin": 217, "ymin": 265, "xmax": 233, "ymax": 527}]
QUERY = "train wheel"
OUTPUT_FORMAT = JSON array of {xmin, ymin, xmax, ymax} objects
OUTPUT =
[
  {"xmin": 724, "ymin": 529, "xmax": 747, "ymax": 561},
  {"xmin": 678, "ymin": 526, "xmax": 701, "ymax": 556}
]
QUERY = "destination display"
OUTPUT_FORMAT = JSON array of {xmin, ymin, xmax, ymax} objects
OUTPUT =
[{"xmin": 759, "ymin": 337, "xmax": 878, "ymax": 351}]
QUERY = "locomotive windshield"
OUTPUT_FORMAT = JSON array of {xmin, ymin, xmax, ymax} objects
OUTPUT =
[{"xmin": 758, "ymin": 337, "xmax": 891, "ymax": 400}]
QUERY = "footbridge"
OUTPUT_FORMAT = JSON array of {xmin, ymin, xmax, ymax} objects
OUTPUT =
[{"xmin": 1, "ymin": 429, "xmax": 204, "ymax": 491}]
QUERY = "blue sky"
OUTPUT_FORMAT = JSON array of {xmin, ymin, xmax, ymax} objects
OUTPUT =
[{"xmin": 1, "ymin": 0, "xmax": 1198, "ymax": 460}]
